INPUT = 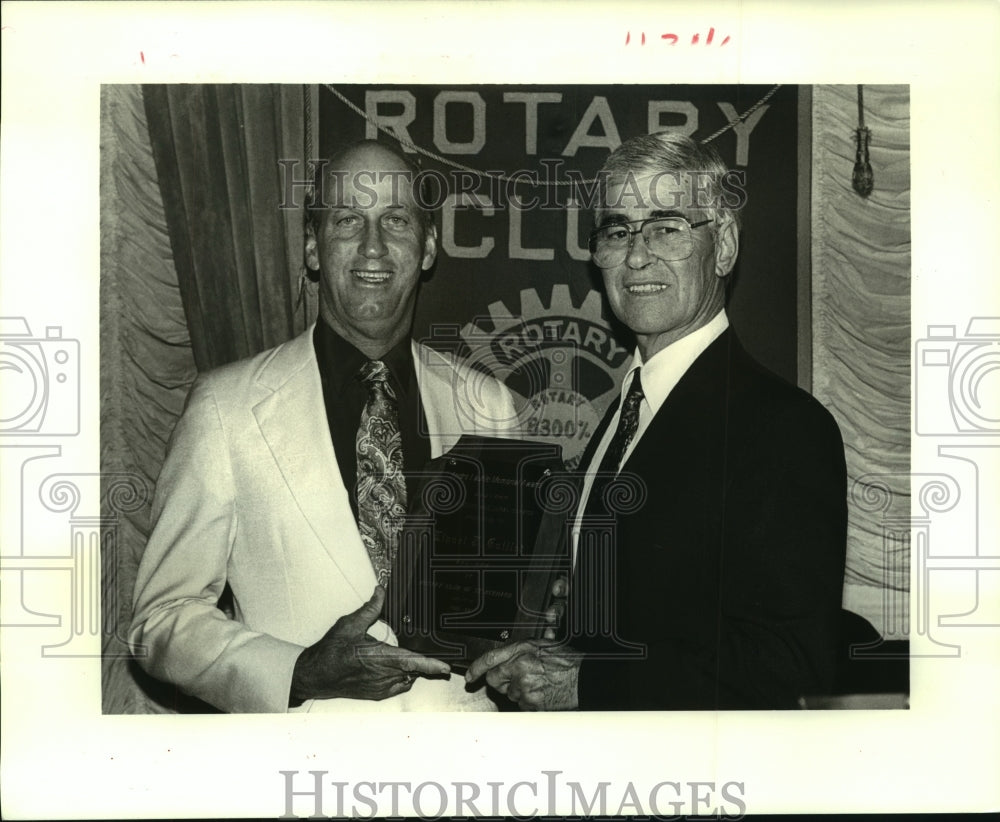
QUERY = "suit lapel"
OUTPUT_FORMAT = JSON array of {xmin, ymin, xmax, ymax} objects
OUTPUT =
[
  {"xmin": 412, "ymin": 341, "xmax": 464, "ymax": 458},
  {"xmin": 621, "ymin": 329, "xmax": 735, "ymax": 478},
  {"xmin": 251, "ymin": 327, "xmax": 376, "ymax": 595},
  {"xmin": 579, "ymin": 395, "xmax": 620, "ymax": 473}
]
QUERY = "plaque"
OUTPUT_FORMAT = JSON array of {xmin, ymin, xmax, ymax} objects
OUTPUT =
[{"xmin": 385, "ymin": 435, "xmax": 571, "ymax": 672}]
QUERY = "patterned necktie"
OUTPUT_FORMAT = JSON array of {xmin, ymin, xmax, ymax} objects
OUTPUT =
[
  {"xmin": 585, "ymin": 370, "xmax": 645, "ymax": 517},
  {"xmin": 356, "ymin": 360, "xmax": 407, "ymax": 586}
]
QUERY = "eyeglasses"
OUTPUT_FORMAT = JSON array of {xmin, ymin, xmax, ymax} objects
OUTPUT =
[{"xmin": 588, "ymin": 215, "xmax": 712, "ymax": 268}]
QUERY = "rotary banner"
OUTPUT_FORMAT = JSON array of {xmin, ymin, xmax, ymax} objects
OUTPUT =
[{"xmin": 318, "ymin": 84, "xmax": 800, "ymax": 467}]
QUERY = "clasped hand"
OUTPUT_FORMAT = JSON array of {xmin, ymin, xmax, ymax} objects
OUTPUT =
[
  {"xmin": 465, "ymin": 574, "xmax": 581, "ymax": 711},
  {"xmin": 465, "ymin": 639, "xmax": 581, "ymax": 711},
  {"xmin": 290, "ymin": 586, "xmax": 450, "ymax": 702}
]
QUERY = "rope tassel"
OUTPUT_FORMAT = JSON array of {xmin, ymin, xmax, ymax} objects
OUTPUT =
[{"xmin": 852, "ymin": 84, "xmax": 874, "ymax": 198}]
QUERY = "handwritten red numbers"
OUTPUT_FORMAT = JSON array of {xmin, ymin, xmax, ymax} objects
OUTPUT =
[{"xmin": 625, "ymin": 28, "xmax": 731, "ymax": 47}]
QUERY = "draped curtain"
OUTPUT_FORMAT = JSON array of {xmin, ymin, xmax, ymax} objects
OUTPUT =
[
  {"xmin": 100, "ymin": 84, "xmax": 314, "ymax": 713},
  {"xmin": 101, "ymin": 85, "xmax": 196, "ymax": 713},
  {"xmin": 142, "ymin": 84, "xmax": 314, "ymax": 371},
  {"xmin": 811, "ymin": 85, "xmax": 911, "ymax": 634}
]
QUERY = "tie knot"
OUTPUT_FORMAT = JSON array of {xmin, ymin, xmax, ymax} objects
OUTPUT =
[{"xmin": 359, "ymin": 359, "xmax": 390, "ymax": 384}]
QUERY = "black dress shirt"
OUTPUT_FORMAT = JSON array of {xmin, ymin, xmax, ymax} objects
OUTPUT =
[{"xmin": 312, "ymin": 320, "xmax": 431, "ymax": 518}]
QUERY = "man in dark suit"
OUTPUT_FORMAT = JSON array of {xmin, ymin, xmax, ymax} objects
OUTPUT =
[{"xmin": 467, "ymin": 132, "xmax": 847, "ymax": 710}]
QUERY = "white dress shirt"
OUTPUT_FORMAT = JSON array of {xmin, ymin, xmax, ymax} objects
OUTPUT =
[{"xmin": 571, "ymin": 310, "xmax": 730, "ymax": 563}]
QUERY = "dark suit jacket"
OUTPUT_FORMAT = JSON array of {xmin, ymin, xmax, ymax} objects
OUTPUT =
[{"xmin": 569, "ymin": 329, "xmax": 847, "ymax": 710}]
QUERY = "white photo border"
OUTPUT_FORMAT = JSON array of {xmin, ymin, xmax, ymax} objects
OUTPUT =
[{"xmin": 1, "ymin": 1, "xmax": 998, "ymax": 818}]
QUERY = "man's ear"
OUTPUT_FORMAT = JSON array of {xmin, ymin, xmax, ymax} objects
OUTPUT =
[
  {"xmin": 714, "ymin": 213, "xmax": 739, "ymax": 279},
  {"xmin": 421, "ymin": 223, "xmax": 438, "ymax": 272},
  {"xmin": 304, "ymin": 221, "xmax": 320, "ymax": 273}
]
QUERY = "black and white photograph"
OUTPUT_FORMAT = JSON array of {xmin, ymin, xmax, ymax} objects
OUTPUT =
[
  {"xmin": 100, "ymin": 83, "xmax": 910, "ymax": 716},
  {"xmin": 1, "ymin": 2, "xmax": 998, "ymax": 819}
]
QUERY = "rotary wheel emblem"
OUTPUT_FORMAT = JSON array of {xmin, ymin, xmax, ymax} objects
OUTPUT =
[{"xmin": 460, "ymin": 285, "xmax": 632, "ymax": 468}]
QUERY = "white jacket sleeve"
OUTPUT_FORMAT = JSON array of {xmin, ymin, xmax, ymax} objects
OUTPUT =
[{"xmin": 129, "ymin": 375, "xmax": 303, "ymax": 713}]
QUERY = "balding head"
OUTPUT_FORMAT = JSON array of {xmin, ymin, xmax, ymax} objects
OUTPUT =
[
  {"xmin": 304, "ymin": 140, "xmax": 438, "ymax": 358},
  {"xmin": 307, "ymin": 140, "xmax": 432, "ymax": 232}
]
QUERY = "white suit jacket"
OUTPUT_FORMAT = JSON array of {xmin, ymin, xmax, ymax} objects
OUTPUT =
[{"xmin": 129, "ymin": 325, "xmax": 518, "ymax": 713}]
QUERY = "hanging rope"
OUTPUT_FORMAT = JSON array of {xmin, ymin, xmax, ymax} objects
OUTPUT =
[{"xmin": 322, "ymin": 83, "xmax": 783, "ymax": 187}]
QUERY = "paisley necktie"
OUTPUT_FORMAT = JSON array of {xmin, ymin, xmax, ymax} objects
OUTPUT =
[{"xmin": 356, "ymin": 360, "xmax": 408, "ymax": 586}]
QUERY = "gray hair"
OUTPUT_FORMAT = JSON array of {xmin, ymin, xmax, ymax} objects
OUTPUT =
[{"xmin": 598, "ymin": 132, "xmax": 743, "ymax": 229}]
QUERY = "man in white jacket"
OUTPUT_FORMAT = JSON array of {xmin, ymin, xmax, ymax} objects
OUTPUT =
[{"xmin": 130, "ymin": 140, "xmax": 516, "ymax": 713}]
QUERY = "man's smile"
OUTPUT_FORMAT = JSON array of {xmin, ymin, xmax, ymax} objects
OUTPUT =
[
  {"xmin": 624, "ymin": 281, "xmax": 669, "ymax": 295},
  {"xmin": 352, "ymin": 269, "xmax": 393, "ymax": 284}
]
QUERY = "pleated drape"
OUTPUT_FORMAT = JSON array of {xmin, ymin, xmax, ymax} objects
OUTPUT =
[
  {"xmin": 101, "ymin": 84, "xmax": 313, "ymax": 712},
  {"xmin": 811, "ymin": 85, "xmax": 911, "ymax": 632},
  {"xmin": 101, "ymin": 85, "xmax": 198, "ymax": 713}
]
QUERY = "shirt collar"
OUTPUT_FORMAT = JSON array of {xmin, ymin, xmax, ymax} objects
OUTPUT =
[
  {"xmin": 624, "ymin": 309, "xmax": 729, "ymax": 416},
  {"xmin": 314, "ymin": 318, "xmax": 415, "ymax": 395}
]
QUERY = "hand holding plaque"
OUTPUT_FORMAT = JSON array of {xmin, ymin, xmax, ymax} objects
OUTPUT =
[{"xmin": 384, "ymin": 435, "xmax": 571, "ymax": 672}]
